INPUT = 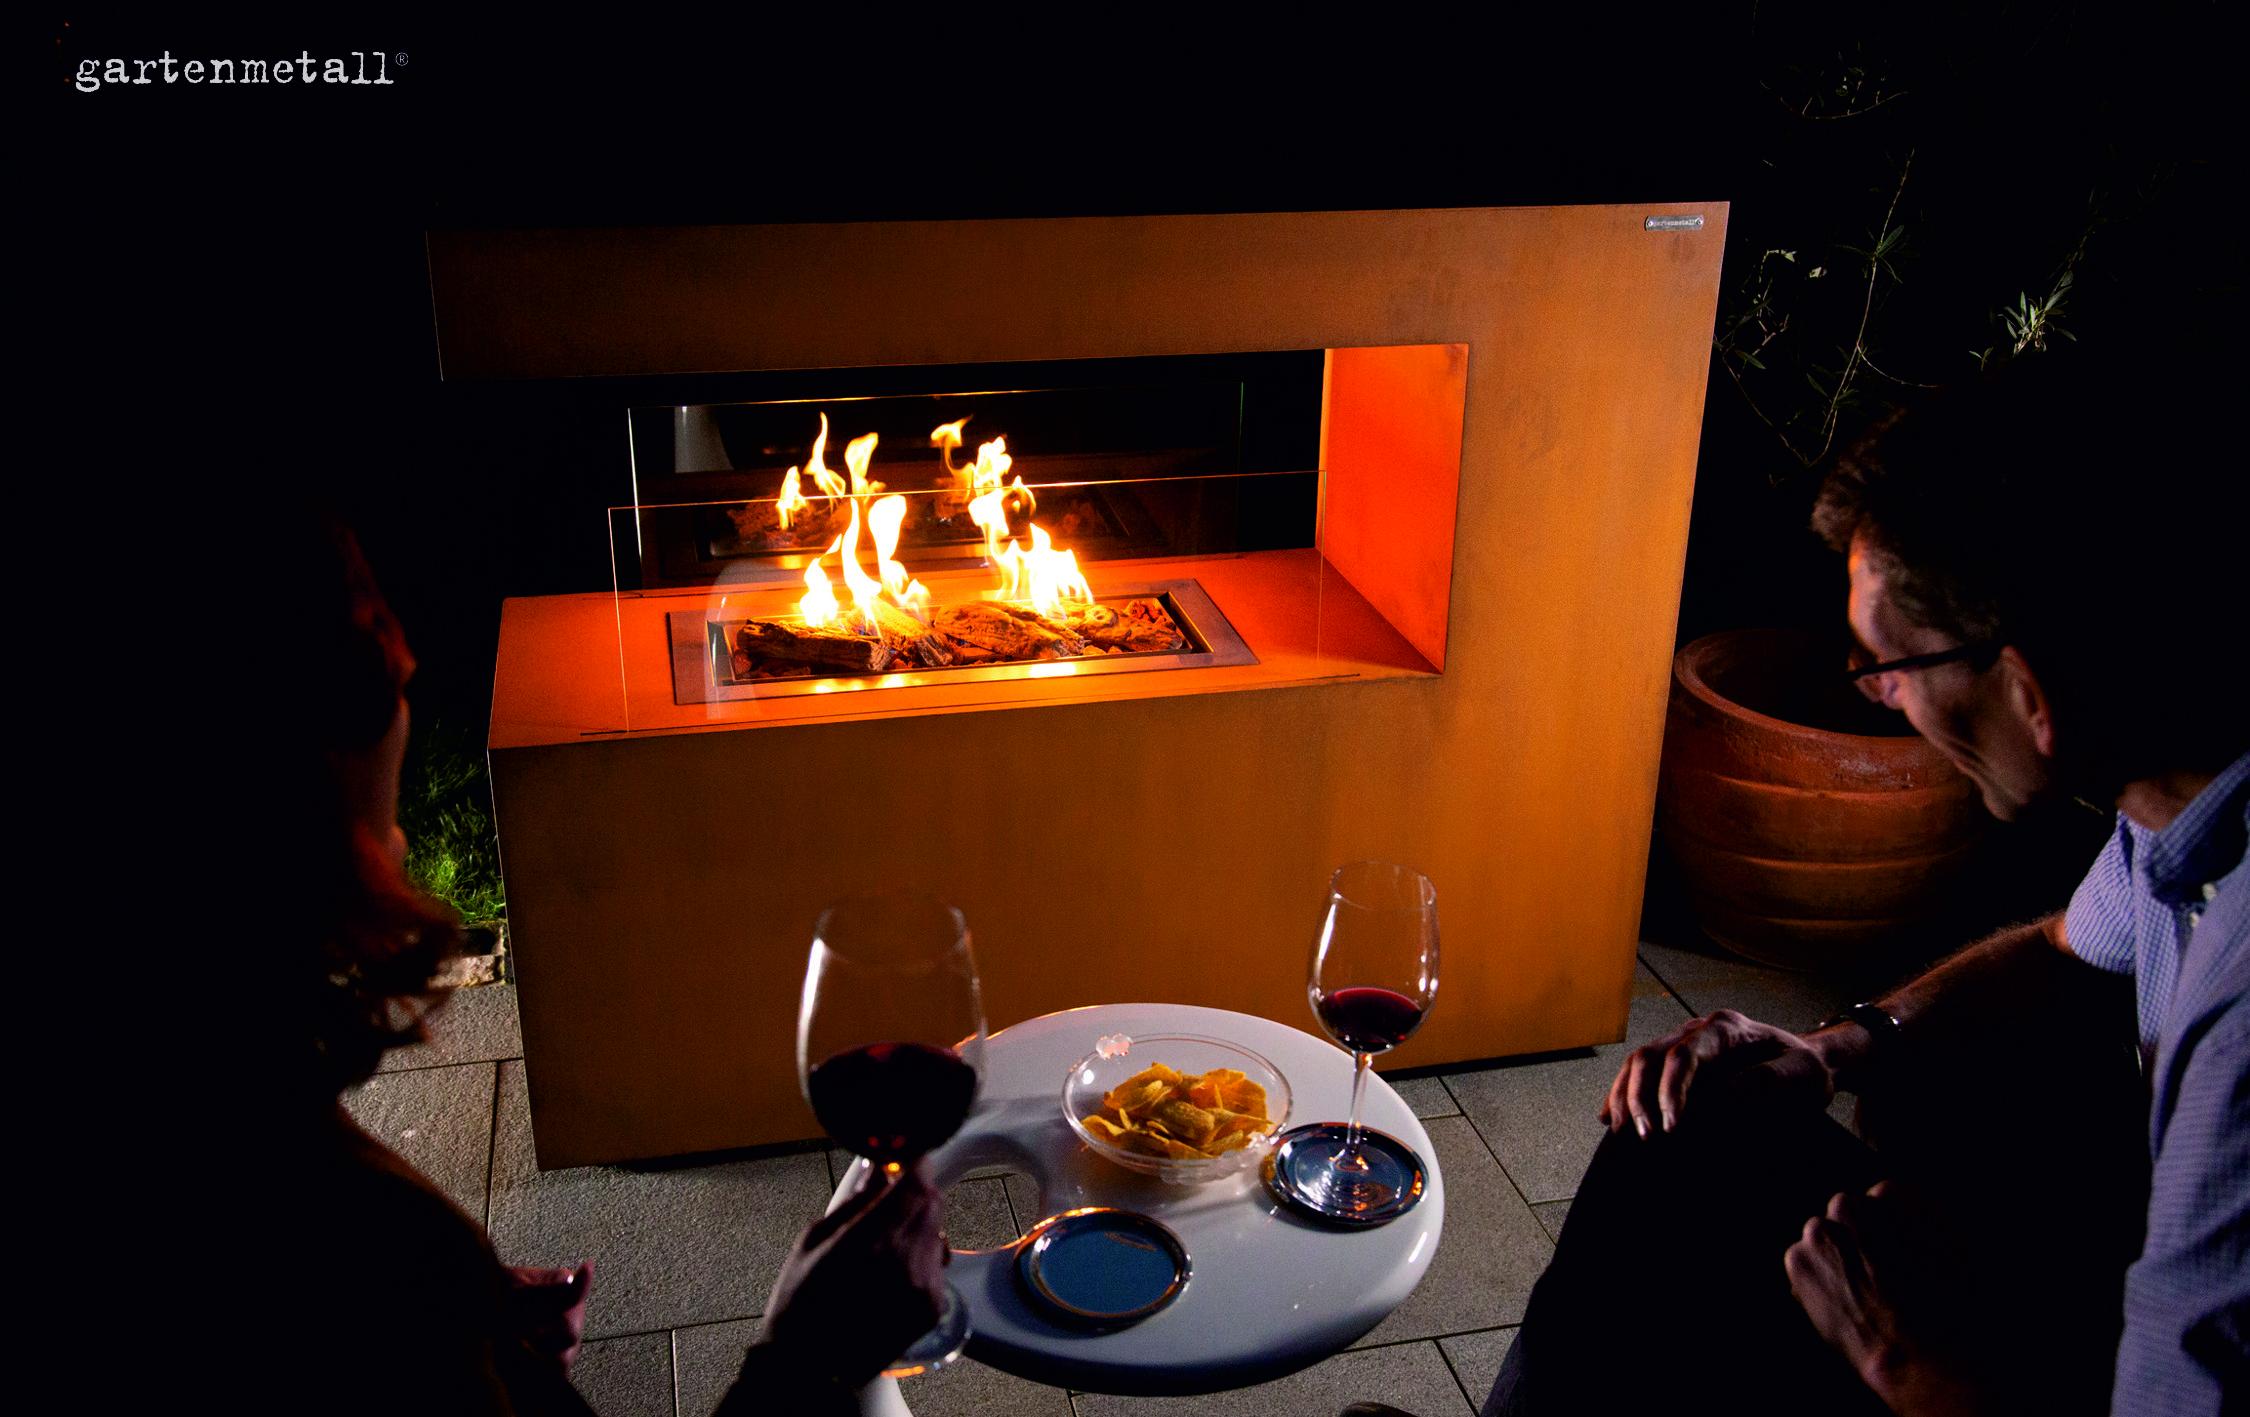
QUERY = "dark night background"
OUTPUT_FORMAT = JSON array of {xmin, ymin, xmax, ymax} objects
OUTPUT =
[{"xmin": 42, "ymin": 8, "xmax": 2238, "ymax": 951}]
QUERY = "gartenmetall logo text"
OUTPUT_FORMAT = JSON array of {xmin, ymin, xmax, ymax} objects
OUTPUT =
[{"xmin": 74, "ymin": 51, "xmax": 403, "ymax": 92}]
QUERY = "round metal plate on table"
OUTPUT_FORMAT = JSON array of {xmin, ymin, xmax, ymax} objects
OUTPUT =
[
  {"xmin": 1263, "ymin": 1123, "xmax": 1429, "ymax": 1226},
  {"xmin": 1016, "ymin": 1208, "xmax": 1190, "ymax": 1331}
]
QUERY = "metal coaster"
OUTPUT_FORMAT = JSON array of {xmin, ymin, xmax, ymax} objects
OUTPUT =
[
  {"xmin": 1016, "ymin": 1208, "xmax": 1190, "ymax": 1331},
  {"xmin": 1263, "ymin": 1123, "xmax": 1428, "ymax": 1227}
]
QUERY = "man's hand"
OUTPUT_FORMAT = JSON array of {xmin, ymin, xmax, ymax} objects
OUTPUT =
[
  {"xmin": 757, "ymin": 1163, "xmax": 948, "ymax": 1390},
  {"xmin": 1599, "ymin": 1009, "xmax": 1842, "ymax": 1137},
  {"xmin": 1786, "ymin": 1182, "xmax": 1985, "ymax": 1416}
]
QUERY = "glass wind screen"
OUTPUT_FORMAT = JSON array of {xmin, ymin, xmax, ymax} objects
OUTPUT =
[{"xmin": 623, "ymin": 381, "xmax": 1317, "ymax": 589}]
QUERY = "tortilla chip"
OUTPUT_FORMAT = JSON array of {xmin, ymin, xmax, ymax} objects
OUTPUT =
[
  {"xmin": 1153, "ymin": 1099, "xmax": 1218, "ymax": 1146},
  {"xmin": 1081, "ymin": 1059, "xmax": 1278, "ymax": 1161},
  {"xmin": 1213, "ymin": 1074, "xmax": 1267, "ymax": 1116}
]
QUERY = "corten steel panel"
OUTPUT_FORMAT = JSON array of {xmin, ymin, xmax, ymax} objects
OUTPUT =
[
  {"xmin": 1321, "ymin": 344, "xmax": 1468, "ymax": 672},
  {"xmin": 451, "ymin": 205, "xmax": 1726, "ymax": 1166}
]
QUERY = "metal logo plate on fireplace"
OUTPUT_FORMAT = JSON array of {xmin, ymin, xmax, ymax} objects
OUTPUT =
[{"xmin": 668, "ymin": 578, "xmax": 1257, "ymax": 705}]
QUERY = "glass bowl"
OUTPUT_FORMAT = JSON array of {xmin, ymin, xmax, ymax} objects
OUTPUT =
[{"xmin": 1061, "ymin": 1033, "xmax": 1293, "ymax": 1185}]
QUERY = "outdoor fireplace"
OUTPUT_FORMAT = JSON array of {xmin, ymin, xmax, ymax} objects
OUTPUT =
[
  {"xmin": 437, "ymin": 206, "xmax": 1724, "ymax": 1166},
  {"xmin": 497, "ymin": 345, "xmax": 1463, "ymax": 755}
]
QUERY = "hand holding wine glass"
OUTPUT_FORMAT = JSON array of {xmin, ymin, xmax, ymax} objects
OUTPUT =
[
  {"xmin": 797, "ymin": 891, "xmax": 987, "ymax": 1378},
  {"xmin": 1267, "ymin": 861, "xmax": 1439, "ymax": 1225},
  {"xmin": 757, "ymin": 1163, "xmax": 948, "ymax": 1388}
]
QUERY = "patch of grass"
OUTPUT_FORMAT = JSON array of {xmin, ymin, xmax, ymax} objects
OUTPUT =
[{"xmin": 399, "ymin": 718, "xmax": 506, "ymax": 928}]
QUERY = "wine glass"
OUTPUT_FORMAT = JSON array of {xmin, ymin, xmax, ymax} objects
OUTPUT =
[
  {"xmin": 1269, "ymin": 861, "xmax": 1439, "ymax": 1224},
  {"xmin": 798, "ymin": 891, "xmax": 987, "ymax": 1378}
]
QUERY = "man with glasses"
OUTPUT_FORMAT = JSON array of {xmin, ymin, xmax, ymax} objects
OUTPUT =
[{"xmin": 1483, "ymin": 345, "xmax": 2246, "ymax": 1416}]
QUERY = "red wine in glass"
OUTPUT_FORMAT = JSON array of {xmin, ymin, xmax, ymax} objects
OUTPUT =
[
  {"xmin": 1286, "ymin": 861, "xmax": 1439, "ymax": 1223},
  {"xmin": 807, "ymin": 1041, "xmax": 980, "ymax": 1165},
  {"xmin": 797, "ymin": 892, "xmax": 987, "ymax": 1376},
  {"xmin": 1316, "ymin": 987, "xmax": 1427, "ymax": 1055}
]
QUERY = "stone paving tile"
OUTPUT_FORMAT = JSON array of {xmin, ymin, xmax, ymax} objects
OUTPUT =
[
  {"xmin": 341, "ymin": 1061, "xmax": 497, "ymax": 1221},
  {"xmin": 673, "ymin": 1318, "xmax": 1068, "ymax": 1417},
  {"xmin": 1073, "ymin": 1339, "xmax": 1473, "ymax": 1416},
  {"xmin": 486, "ymin": 1060, "xmax": 834, "ymax": 1340},
  {"xmin": 945, "ymin": 1175, "xmax": 1022, "ymax": 1252},
  {"xmin": 1387, "ymin": 1075, "xmax": 1462, "ymax": 1119},
  {"xmin": 1351, "ymin": 1117, "xmax": 1552, "ymax": 1348},
  {"xmin": 889, "ymin": 1360, "xmax": 1073, "ymax": 1417},
  {"xmin": 1002, "ymin": 1171, "xmax": 1047, "ymax": 1234},
  {"xmin": 1636, "ymin": 940, "xmax": 1863, "ymax": 1034},
  {"xmin": 961, "ymin": 1166, "xmax": 1036, "ymax": 1234},
  {"xmin": 1438, "ymin": 1328, "xmax": 1516, "ymax": 1414},
  {"xmin": 673, "ymin": 1317, "xmax": 758, "ymax": 1417},
  {"xmin": 817, "ymin": 1157, "xmax": 1027, "ymax": 1253},
  {"xmin": 1530, "ymin": 1200, "xmax": 1571, "ymax": 1246},
  {"xmin": 378, "ymin": 983, "xmax": 523, "ymax": 1072},
  {"xmin": 1441, "ymin": 964, "xmax": 1692, "ymax": 1204},
  {"xmin": 571, "ymin": 1331, "xmax": 673, "ymax": 1417}
]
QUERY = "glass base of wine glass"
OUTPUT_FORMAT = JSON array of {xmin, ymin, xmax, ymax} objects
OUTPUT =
[
  {"xmin": 880, "ymin": 1281, "xmax": 970, "ymax": 1379},
  {"xmin": 1263, "ymin": 1122, "xmax": 1429, "ymax": 1227}
]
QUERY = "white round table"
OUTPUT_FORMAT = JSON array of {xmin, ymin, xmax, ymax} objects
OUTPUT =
[{"xmin": 838, "ymin": 1002, "xmax": 1445, "ymax": 1405}]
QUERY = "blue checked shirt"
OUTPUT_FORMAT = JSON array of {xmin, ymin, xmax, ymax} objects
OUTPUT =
[{"xmin": 2064, "ymin": 752, "xmax": 2250, "ymax": 1414}]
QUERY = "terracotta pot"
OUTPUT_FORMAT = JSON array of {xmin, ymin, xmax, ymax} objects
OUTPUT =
[{"xmin": 1656, "ymin": 628, "xmax": 1986, "ymax": 970}]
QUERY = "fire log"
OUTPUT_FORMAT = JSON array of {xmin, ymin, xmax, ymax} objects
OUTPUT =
[
  {"xmin": 734, "ymin": 620, "xmax": 893, "ymax": 674},
  {"xmin": 933, "ymin": 603, "xmax": 1085, "ymax": 659},
  {"xmin": 1085, "ymin": 617, "xmax": 1188, "ymax": 653},
  {"xmin": 1075, "ymin": 597, "xmax": 1188, "ymax": 653},
  {"xmin": 990, "ymin": 602, "xmax": 1090, "ymax": 655},
  {"xmin": 864, "ymin": 601, "xmax": 956, "ymax": 667}
]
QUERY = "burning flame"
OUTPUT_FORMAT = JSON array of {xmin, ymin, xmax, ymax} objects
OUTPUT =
[
  {"xmin": 836, "ymin": 497, "xmax": 887, "ymax": 631},
  {"xmin": 799, "ymin": 496, "xmax": 930, "ymax": 637},
  {"xmin": 775, "ymin": 467, "xmax": 805, "ymax": 529},
  {"xmin": 868, "ymin": 494, "xmax": 929, "ymax": 617},
  {"xmin": 800, "ymin": 536, "xmax": 843, "ymax": 625},
  {"xmin": 964, "ymin": 435, "xmax": 1011, "ymax": 498},
  {"xmin": 967, "ymin": 478, "xmax": 1020, "ymax": 564},
  {"xmin": 844, "ymin": 432, "xmax": 884, "ymax": 497},
  {"xmin": 784, "ymin": 411, "xmax": 1093, "ymax": 644},
  {"xmin": 1001, "ymin": 524, "xmax": 1094, "ymax": 616},
  {"xmin": 969, "ymin": 475, "xmax": 1093, "ymax": 617},
  {"xmin": 806, "ymin": 413, "xmax": 847, "ymax": 499},
  {"xmin": 932, "ymin": 418, "xmax": 970, "ymax": 477}
]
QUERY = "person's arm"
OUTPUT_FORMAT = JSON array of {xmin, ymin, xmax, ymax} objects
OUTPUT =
[
  {"xmin": 1815, "ymin": 913, "xmax": 2079, "ymax": 1092},
  {"xmin": 2111, "ymin": 983, "xmax": 2250, "ymax": 1412},
  {"xmin": 1605, "ymin": 914, "xmax": 2088, "ymax": 1136},
  {"xmin": 714, "ymin": 1162, "xmax": 948, "ymax": 1416}
]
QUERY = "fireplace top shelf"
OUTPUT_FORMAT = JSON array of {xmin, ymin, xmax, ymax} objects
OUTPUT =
[{"xmin": 490, "ymin": 548, "xmax": 1437, "ymax": 750}]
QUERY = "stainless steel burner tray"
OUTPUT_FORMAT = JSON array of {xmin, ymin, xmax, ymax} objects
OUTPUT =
[{"xmin": 667, "ymin": 578, "xmax": 1257, "ymax": 705}]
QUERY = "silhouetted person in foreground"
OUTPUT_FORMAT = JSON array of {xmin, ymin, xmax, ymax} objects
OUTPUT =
[
  {"xmin": 142, "ymin": 499, "xmax": 940, "ymax": 1414},
  {"xmin": 1488, "ymin": 345, "xmax": 2246, "ymax": 1414}
]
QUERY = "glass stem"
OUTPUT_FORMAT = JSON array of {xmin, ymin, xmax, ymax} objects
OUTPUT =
[{"xmin": 1342, "ymin": 1050, "xmax": 1373, "ymax": 1162}]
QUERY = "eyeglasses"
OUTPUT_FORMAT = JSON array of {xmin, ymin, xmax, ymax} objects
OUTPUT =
[{"xmin": 1844, "ymin": 642, "xmax": 2002, "ymax": 682}]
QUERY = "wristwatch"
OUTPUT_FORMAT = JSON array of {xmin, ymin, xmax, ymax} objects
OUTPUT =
[{"xmin": 1815, "ymin": 1001, "xmax": 1903, "ymax": 1089}]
